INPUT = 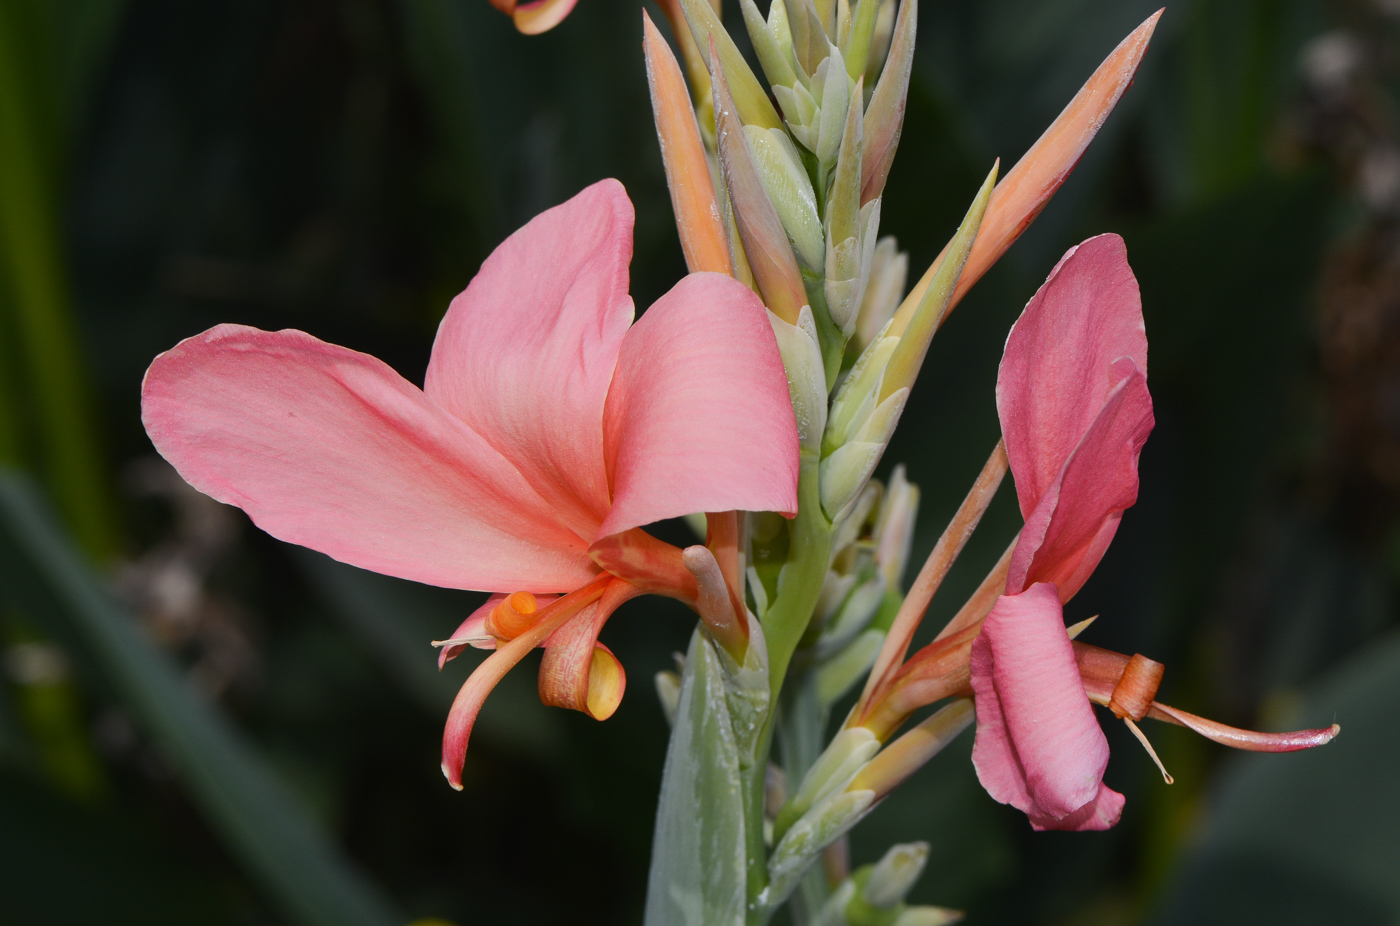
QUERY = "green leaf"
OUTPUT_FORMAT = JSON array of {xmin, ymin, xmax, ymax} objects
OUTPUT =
[
  {"xmin": 0, "ymin": 473, "xmax": 404, "ymax": 926},
  {"xmin": 645, "ymin": 628, "xmax": 749, "ymax": 926}
]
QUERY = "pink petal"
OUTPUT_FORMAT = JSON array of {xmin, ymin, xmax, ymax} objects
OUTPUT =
[
  {"xmin": 598, "ymin": 272, "xmax": 800, "ymax": 539},
  {"xmin": 424, "ymin": 179, "xmax": 636, "ymax": 543},
  {"xmin": 970, "ymin": 584, "xmax": 1116, "ymax": 828},
  {"xmin": 538, "ymin": 581, "xmax": 640, "ymax": 718},
  {"xmin": 997, "ymin": 234, "xmax": 1147, "ymax": 520},
  {"xmin": 142, "ymin": 325, "xmax": 597, "ymax": 592},
  {"xmin": 1007, "ymin": 363, "xmax": 1153, "ymax": 598},
  {"xmin": 1031, "ymin": 782, "xmax": 1124, "ymax": 832}
]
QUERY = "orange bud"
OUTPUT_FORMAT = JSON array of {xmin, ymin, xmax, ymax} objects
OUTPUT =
[
  {"xmin": 644, "ymin": 12, "xmax": 733, "ymax": 275},
  {"xmin": 891, "ymin": 10, "xmax": 1162, "ymax": 334}
]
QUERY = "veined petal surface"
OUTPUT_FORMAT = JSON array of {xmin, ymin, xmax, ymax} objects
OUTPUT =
[
  {"xmin": 1009, "ymin": 364, "xmax": 1153, "ymax": 599},
  {"xmin": 425, "ymin": 179, "xmax": 636, "ymax": 543},
  {"xmin": 598, "ymin": 271, "xmax": 800, "ymax": 538},
  {"xmin": 997, "ymin": 234, "xmax": 1147, "ymax": 519},
  {"xmin": 970, "ymin": 583, "xmax": 1120, "ymax": 830},
  {"xmin": 142, "ymin": 325, "xmax": 596, "ymax": 592}
]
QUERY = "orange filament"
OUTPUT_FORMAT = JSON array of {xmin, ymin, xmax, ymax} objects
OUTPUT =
[
  {"xmin": 1108, "ymin": 653, "xmax": 1165, "ymax": 721},
  {"xmin": 485, "ymin": 591, "xmax": 539, "ymax": 640}
]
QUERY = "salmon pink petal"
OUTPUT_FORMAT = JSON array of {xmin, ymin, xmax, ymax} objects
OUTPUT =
[
  {"xmin": 971, "ymin": 583, "xmax": 1116, "ymax": 829},
  {"xmin": 997, "ymin": 234, "xmax": 1147, "ymax": 520},
  {"xmin": 598, "ymin": 272, "xmax": 800, "ymax": 539},
  {"xmin": 425, "ymin": 179, "xmax": 636, "ymax": 543},
  {"xmin": 142, "ymin": 325, "xmax": 596, "ymax": 593},
  {"xmin": 1008, "ymin": 364, "xmax": 1154, "ymax": 598},
  {"xmin": 538, "ymin": 581, "xmax": 641, "ymax": 718}
]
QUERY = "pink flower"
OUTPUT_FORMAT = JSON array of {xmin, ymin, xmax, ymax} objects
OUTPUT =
[
  {"xmin": 968, "ymin": 235, "xmax": 1338, "ymax": 831},
  {"xmin": 488, "ymin": 0, "xmax": 578, "ymax": 34},
  {"xmin": 969, "ymin": 233, "xmax": 1152, "ymax": 830},
  {"xmin": 141, "ymin": 179, "xmax": 800, "ymax": 788}
]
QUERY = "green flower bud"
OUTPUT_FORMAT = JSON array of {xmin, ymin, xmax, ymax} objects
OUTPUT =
[
  {"xmin": 654, "ymin": 669, "xmax": 681, "ymax": 726},
  {"xmin": 862, "ymin": 842, "xmax": 929, "ymax": 908},
  {"xmin": 769, "ymin": 306, "xmax": 829, "ymax": 451},
  {"xmin": 853, "ymin": 236, "xmax": 909, "ymax": 354},
  {"xmin": 820, "ymin": 439, "xmax": 885, "ymax": 521},
  {"xmin": 741, "ymin": 0, "xmax": 799, "ymax": 91},
  {"xmin": 744, "ymin": 124, "xmax": 825, "ymax": 272},
  {"xmin": 873, "ymin": 464, "xmax": 919, "ymax": 591}
]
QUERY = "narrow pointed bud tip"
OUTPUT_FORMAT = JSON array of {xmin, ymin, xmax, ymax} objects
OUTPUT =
[
  {"xmin": 644, "ymin": 11, "xmax": 732, "ymax": 275},
  {"xmin": 712, "ymin": 44, "xmax": 809, "ymax": 323},
  {"xmin": 880, "ymin": 160, "xmax": 998, "ymax": 401},
  {"xmin": 682, "ymin": 0, "xmax": 783, "ymax": 129},
  {"xmin": 862, "ymin": 841, "xmax": 930, "ymax": 907},
  {"xmin": 896, "ymin": 10, "xmax": 1161, "ymax": 320},
  {"xmin": 860, "ymin": 0, "xmax": 915, "ymax": 203}
]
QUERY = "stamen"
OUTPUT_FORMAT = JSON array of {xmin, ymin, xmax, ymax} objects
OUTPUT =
[
  {"xmin": 1122, "ymin": 716, "xmax": 1173, "ymax": 784},
  {"xmin": 485, "ymin": 591, "xmax": 539, "ymax": 640},
  {"xmin": 431, "ymin": 635, "xmax": 495, "ymax": 649}
]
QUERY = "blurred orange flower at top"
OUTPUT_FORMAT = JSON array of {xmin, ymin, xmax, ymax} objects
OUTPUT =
[{"xmin": 489, "ymin": 0, "xmax": 578, "ymax": 34}]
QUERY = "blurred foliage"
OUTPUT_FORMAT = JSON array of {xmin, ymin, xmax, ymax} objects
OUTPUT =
[{"xmin": 1, "ymin": 0, "xmax": 1399, "ymax": 923}]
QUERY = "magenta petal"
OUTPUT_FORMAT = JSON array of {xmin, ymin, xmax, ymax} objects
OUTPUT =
[
  {"xmin": 1030, "ymin": 782, "xmax": 1125, "ymax": 832},
  {"xmin": 997, "ymin": 234, "xmax": 1147, "ymax": 521},
  {"xmin": 424, "ymin": 179, "xmax": 636, "ymax": 542},
  {"xmin": 597, "ymin": 272, "xmax": 800, "ymax": 538},
  {"xmin": 1007, "ymin": 364, "xmax": 1153, "ymax": 598},
  {"xmin": 142, "ymin": 325, "xmax": 596, "ymax": 592},
  {"xmin": 970, "ymin": 584, "xmax": 1115, "ymax": 826}
]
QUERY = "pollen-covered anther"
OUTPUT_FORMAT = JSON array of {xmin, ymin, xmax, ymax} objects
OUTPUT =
[
  {"xmin": 1107, "ymin": 653, "xmax": 1164, "ymax": 721},
  {"xmin": 484, "ymin": 591, "xmax": 540, "ymax": 640}
]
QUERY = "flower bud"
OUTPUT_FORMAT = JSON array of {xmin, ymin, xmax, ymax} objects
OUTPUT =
[
  {"xmin": 873, "ymin": 464, "xmax": 918, "ymax": 591},
  {"xmin": 852, "ymin": 236, "xmax": 908, "ymax": 353},
  {"xmin": 862, "ymin": 842, "xmax": 928, "ymax": 908},
  {"xmin": 769, "ymin": 306, "xmax": 829, "ymax": 450},
  {"xmin": 892, "ymin": 907, "xmax": 964, "ymax": 926},
  {"xmin": 833, "ymin": 479, "xmax": 882, "ymax": 557},
  {"xmin": 713, "ymin": 51, "xmax": 810, "ymax": 324},
  {"xmin": 767, "ymin": 788, "xmax": 877, "ymax": 908},
  {"xmin": 741, "ymin": 0, "xmax": 799, "ymax": 91},
  {"xmin": 655, "ymin": 669, "xmax": 681, "ymax": 726},
  {"xmin": 813, "ymin": 49, "xmax": 854, "ymax": 168},
  {"xmin": 861, "ymin": 0, "xmax": 914, "ymax": 203},
  {"xmin": 825, "ymin": 328, "xmax": 897, "ymax": 453},
  {"xmin": 850, "ymin": 699, "xmax": 973, "ymax": 794},
  {"xmin": 679, "ymin": 0, "xmax": 784, "ymax": 130},
  {"xmin": 774, "ymin": 81, "xmax": 820, "ymax": 138},
  {"xmin": 820, "ymin": 440, "xmax": 885, "ymax": 521},
  {"xmin": 782, "ymin": 728, "xmax": 880, "ymax": 831},
  {"xmin": 863, "ymin": 0, "xmax": 896, "ymax": 89},
  {"xmin": 842, "ymin": 0, "xmax": 880, "ymax": 81},
  {"xmin": 744, "ymin": 125, "xmax": 825, "ymax": 271},
  {"xmin": 787, "ymin": 0, "xmax": 832, "ymax": 77}
]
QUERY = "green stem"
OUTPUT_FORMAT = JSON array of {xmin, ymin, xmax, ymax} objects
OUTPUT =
[{"xmin": 747, "ymin": 453, "xmax": 834, "ymax": 921}]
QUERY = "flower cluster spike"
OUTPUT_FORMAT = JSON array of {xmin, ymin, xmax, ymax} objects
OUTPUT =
[{"xmin": 132, "ymin": 5, "xmax": 1345, "ymax": 923}]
